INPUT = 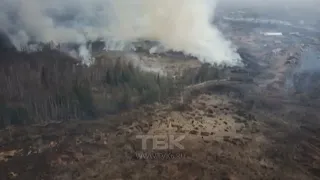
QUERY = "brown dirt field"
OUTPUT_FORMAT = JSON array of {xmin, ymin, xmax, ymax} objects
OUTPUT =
[
  {"xmin": 1, "ymin": 91, "xmax": 319, "ymax": 180},
  {"xmin": 1, "ymin": 49, "xmax": 320, "ymax": 180}
]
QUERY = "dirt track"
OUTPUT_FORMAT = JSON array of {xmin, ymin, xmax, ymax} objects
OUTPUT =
[{"xmin": 1, "ymin": 50, "xmax": 320, "ymax": 180}]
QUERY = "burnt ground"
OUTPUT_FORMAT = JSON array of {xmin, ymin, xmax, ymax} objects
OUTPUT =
[{"xmin": 0, "ymin": 49, "xmax": 320, "ymax": 180}]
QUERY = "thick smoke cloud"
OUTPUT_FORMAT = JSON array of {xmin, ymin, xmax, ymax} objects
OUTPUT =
[
  {"xmin": 0, "ymin": 0, "xmax": 114, "ymax": 46},
  {"xmin": 0, "ymin": 0, "xmax": 243, "ymax": 65}
]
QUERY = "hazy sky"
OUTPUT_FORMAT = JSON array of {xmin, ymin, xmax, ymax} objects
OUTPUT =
[
  {"xmin": 217, "ymin": 0, "xmax": 320, "ymax": 24},
  {"xmin": 218, "ymin": 0, "xmax": 320, "ymax": 7}
]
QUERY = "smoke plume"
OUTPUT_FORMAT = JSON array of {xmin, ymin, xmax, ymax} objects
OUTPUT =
[{"xmin": 0, "ymin": 0, "xmax": 242, "ymax": 65}]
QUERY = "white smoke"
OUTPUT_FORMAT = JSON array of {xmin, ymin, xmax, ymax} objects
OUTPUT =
[
  {"xmin": 104, "ymin": 0, "xmax": 242, "ymax": 65},
  {"xmin": 0, "ymin": 0, "xmax": 242, "ymax": 66},
  {"xmin": 78, "ymin": 44, "xmax": 93, "ymax": 65}
]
